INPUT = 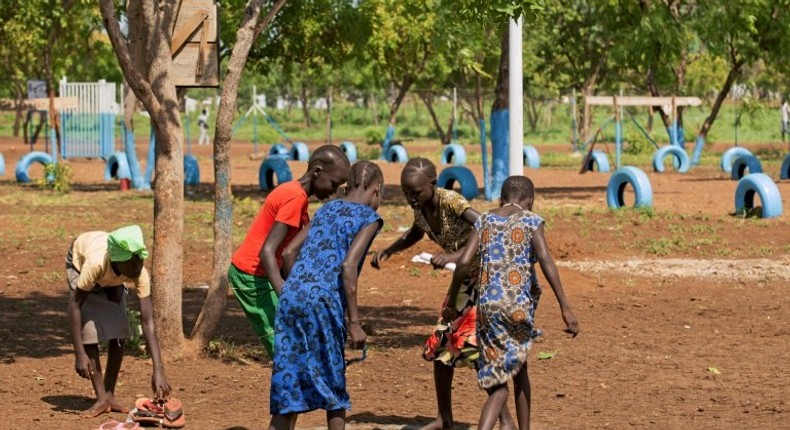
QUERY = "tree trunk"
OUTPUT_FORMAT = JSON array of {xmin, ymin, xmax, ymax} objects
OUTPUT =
[
  {"xmin": 300, "ymin": 84, "xmax": 311, "ymax": 127},
  {"xmin": 419, "ymin": 92, "xmax": 449, "ymax": 144},
  {"xmin": 188, "ymin": 0, "xmax": 286, "ymax": 353},
  {"xmin": 491, "ymin": 31, "xmax": 509, "ymax": 113},
  {"xmin": 698, "ymin": 61, "xmax": 744, "ymax": 138},
  {"xmin": 388, "ymin": 75, "xmax": 412, "ymax": 125},
  {"xmin": 12, "ymin": 84, "xmax": 24, "ymax": 137},
  {"xmin": 525, "ymin": 98, "xmax": 541, "ymax": 133},
  {"xmin": 369, "ymin": 91, "xmax": 380, "ymax": 126}
]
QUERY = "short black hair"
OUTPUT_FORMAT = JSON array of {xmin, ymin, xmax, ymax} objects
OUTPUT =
[
  {"xmin": 308, "ymin": 145, "xmax": 350, "ymax": 170},
  {"xmin": 348, "ymin": 160, "xmax": 383, "ymax": 190},
  {"xmin": 501, "ymin": 176, "xmax": 534, "ymax": 202},
  {"xmin": 402, "ymin": 157, "xmax": 437, "ymax": 182}
]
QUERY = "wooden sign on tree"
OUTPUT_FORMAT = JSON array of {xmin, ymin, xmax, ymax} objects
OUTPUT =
[{"xmin": 171, "ymin": 0, "xmax": 220, "ymax": 87}]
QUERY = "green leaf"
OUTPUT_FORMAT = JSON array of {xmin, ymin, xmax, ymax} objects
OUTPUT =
[
  {"xmin": 706, "ymin": 367, "xmax": 721, "ymax": 375},
  {"xmin": 537, "ymin": 351, "xmax": 556, "ymax": 360}
]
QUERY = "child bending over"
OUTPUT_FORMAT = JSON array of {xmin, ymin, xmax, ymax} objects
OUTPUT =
[{"xmin": 66, "ymin": 225, "xmax": 170, "ymax": 417}]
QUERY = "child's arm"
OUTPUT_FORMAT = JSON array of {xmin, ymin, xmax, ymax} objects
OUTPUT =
[
  {"xmin": 259, "ymin": 222, "xmax": 292, "ymax": 295},
  {"xmin": 67, "ymin": 290, "xmax": 93, "ymax": 379},
  {"xmin": 442, "ymin": 231, "xmax": 480, "ymax": 322},
  {"xmin": 343, "ymin": 221, "xmax": 382, "ymax": 349},
  {"xmin": 431, "ymin": 207, "xmax": 480, "ymax": 268},
  {"xmin": 370, "ymin": 221, "xmax": 424, "ymax": 269},
  {"xmin": 281, "ymin": 221, "xmax": 311, "ymax": 283},
  {"xmin": 532, "ymin": 223, "xmax": 579, "ymax": 336},
  {"xmin": 138, "ymin": 296, "xmax": 172, "ymax": 399}
]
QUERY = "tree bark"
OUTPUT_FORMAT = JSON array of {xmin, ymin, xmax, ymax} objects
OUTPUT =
[
  {"xmin": 491, "ymin": 31, "xmax": 509, "ymax": 113},
  {"xmin": 369, "ymin": 91, "xmax": 380, "ymax": 126},
  {"xmin": 188, "ymin": 0, "xmax": 287, "ymax": 352},
  {"xmin": 698, "ymin": 60, "xmax": 744, "ymax": 138},
  {"xmin": 12, "ymin": 83, "xmax": 24, "ymax": 137}
]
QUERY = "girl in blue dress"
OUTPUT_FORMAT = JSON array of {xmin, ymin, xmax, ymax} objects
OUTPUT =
[
  {"xmin": 446, "ymin": 176, "xmax": 579, "ymax": 430},
  {"xmin": 269, "ymin": 161, "xmax": 384, "ymax": 430}
]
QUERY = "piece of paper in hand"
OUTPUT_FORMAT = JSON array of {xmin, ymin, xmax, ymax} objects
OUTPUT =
[{"xmin": 411, "ymin": 252, "xmax": 456, "ymax": 271}]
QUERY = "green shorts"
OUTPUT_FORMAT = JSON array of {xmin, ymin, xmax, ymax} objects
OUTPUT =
[{"xmin": 228, "ymin": 264, "xmax": 278, "ymax": 356}]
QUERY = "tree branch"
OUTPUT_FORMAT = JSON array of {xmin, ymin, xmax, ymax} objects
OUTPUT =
[
  {"xmin": 253, "ymin": 0, "xmax": 288, "ymax": 39},
  {"xmin": 99, "ymin": 0, "xmax": 164, "ymax": 119}
]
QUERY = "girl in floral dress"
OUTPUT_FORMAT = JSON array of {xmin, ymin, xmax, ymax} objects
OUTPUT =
[
  {"xmin": 446, "ymin": 176, "xmax": 579, "ymax": 430},
  {"xmin": 372, "ymin": 157, "xmax": 513, "ymax": 430},
  {"xmin": 268, "ymin": 161, "xmax": 384, "ymax": 430}
]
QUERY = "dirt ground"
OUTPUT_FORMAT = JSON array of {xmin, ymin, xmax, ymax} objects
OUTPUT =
[{"xmin": 0, "ymin": 136, "xmax": 788, "ymax": 429}]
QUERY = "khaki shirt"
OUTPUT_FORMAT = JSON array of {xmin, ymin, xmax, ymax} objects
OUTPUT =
[{"xmin": 70, "ymin": 231, "xmax": 151, "ymax": 298}]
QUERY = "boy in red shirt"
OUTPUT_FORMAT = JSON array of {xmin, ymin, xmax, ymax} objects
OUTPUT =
[{"xmin": 229, "ymin": 145, "xmax": 350, "ymax": 354}]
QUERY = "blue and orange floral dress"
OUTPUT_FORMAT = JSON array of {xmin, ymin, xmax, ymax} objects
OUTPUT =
[
  {"xmin": 269, "ymin": 199, "xmax": 382, "ymax": 414},
  {"xmin": 475, "ymin": 209, "xmax": 544, "ymax": 389}
]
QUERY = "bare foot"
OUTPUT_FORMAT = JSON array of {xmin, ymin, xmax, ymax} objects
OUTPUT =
[
  {"xmin": 79, "ymin": 400, "xmax": 111, "ymax": 418},
  {"xmin": 108, "ymin": 397, "xmax": 130, "ymax": 414},
  {"xmin": 419, "ymin": 417, "xmax": 453, "ymax": 430}
]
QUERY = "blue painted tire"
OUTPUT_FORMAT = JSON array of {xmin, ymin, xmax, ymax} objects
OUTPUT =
[
  {"xmin": 735, "ymin": 173, "xmax": 783, "ymax": 218},
  {"xmin": 0, "ymin": 153, "xmax": 5, "ymax": 176},
  {"xmin": 780, "ymin": 153, "xmax": 790, "ymax": 180},
  {"xmin": 290, "ymin": 142, "xmax": 309, "ymax": 161},
  {"xmin": 104, "ymin": 152, "xmax": 131, "ymax": 181},
  {"xmin": 523, "ymin": 145, "xmax": 540, "ymax": 169},
  {"xmin": 730, "ymin": 154, "xmax": 762, "ymax": 180},
  {"xmin": 586, "ymin": 150, "xmax": 610, "ymax": 173},
  {"xmin": 441, "ymin": 143, "xmax": 467, "ymax": 166},
  {"xmin": 721, "ymin": 147, "xmax": 752, "ymax": 173},
  {"xmin": 437, "ymin": 166, "xmax": 479, "ymax": 201},
  {"xmin": 340, "ymin": 141, "xmax": 357, "ymax": 163},
  {"xmin": 184, "ymin": 154, "xmax": 200, "ymax": 185},
  {"xmin": 652, "ymin": 145, "xmax": 690, "ymax": 173},
  {"xmin": 385, "ymin": 144, "xmax": 409, "ymax": 164},
  {"xmin": 259, "ymin": 156, "xmax": 293, "ymax": 191},
  {"xmin": 269, "ymin": 143, "xmax": 289, "ymax": 159},
  {"xmin": 16, "ymin": 151, "xmax": 54, "ymax": 183},
  {"xmin": 606, "ymin": 166, "xmax": 653, "ymax": 209}
]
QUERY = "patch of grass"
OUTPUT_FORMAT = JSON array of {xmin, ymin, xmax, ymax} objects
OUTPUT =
[
  {"xmin": 208, "ymin": 336, "xmax": 245, "ymax": 364},
  {"xmin": 643, "ymin": 238, "xmax": 672, "ymax": 256},
  {"xmin": 758, "ymin": 246, "xmax": 774, "ymax": 256},
  {"xmin": 409, "ymin": 267, "xmax": 421, "ymax": 277},
  {"xmin": 43, "ymin": 271, "xmax": 63, "ymax": 282}
]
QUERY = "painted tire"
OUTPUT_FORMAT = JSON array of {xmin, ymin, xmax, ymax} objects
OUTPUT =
[
  {"xmin": 735, "ymin": 173, "xmax": 783, "ymax": 218},
  {"xmin": 0, "ymin": 153, "xmax": 5, "ymax": 176},
  {"xmin": 184, "ymin": 154, "xmax": 200, "ymax": 185},
  {"xmin": 780, "ymin": 153, "xmax": 790, "ymax": 180},
  {"xmin": 441, "ymin": 143, "xmax": 467, "ymax": 166},
  {"xmin": 386, "ymin": 144, "xmax": 409, "ymax": 164},
  {"xmin": 340, "ymin": 141, "xmax": 357, "ymax": 163},
  {"xmin": 523, "ymin": 145, "xmax": 540, "ymax": 169},
  {"xmin": 269, "ymin": 143, "xmax": 290, "ymax": 159},
  {"xmin": 259, "ymin": 156, "xmax": 293, "ymax": 191},
  {"xmin": 606, "ymin": 166, "xmax": 653, "ymax": 209},
  {"xmin": 720, "ymin": 147, "xmax": 752, "ymax": 173},
  {"xmin": 652, "ymin": 145, "xmax": 690, "ymax": 173},
  {"xmin": 730, "ymin": 154, "xmax": 762, "ymax": 180},
  {"xmin": 437, "ymin": 166, "xmax": 479, "ymax": 201},
  {"xmin": 104, "ymin": 152, "xmax": 132, "ymax": 181},
  {"xmin": 290, "ymin": 142, "xmax": 309, "ymax": 162},
  {"xmin": 15, "ymin": 151, "xmax": 54, "ymax": 183},
  {"xmin": 586, "ymin": 150, "xmax": 610, "ymax": 173}
]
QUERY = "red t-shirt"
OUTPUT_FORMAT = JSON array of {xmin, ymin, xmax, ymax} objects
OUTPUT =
[{"xmin": 231, "ymin": 181, "xmax": 309, "ymax": 277}]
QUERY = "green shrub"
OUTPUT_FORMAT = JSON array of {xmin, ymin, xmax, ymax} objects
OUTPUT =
[
  {"xmin": 365, "ymin": 128, "xmax": 384, "ymax": 145},
  {"xmin": 37, "ymin": 162, "xmax": 72, "ymax": 193}
]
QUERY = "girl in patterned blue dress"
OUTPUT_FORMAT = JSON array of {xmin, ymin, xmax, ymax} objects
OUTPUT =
[
  {"xmin": 268, "ymin": 161, "xmax": 384, "ymax": 430},
  {"xmin": 445, "ymin": 176, "xmax": 579, "ymax": 430}
]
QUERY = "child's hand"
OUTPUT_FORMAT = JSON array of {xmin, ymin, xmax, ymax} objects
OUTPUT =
[
  {"xmin": 441, "ymin": 305, "xmax": 458, "ymax": 322},
  {"xmin": 151, "ymin": 369, "xmax": 172, "ymax": 399},
  {"xmin": 370, "ymin": 250, "xmax": 389, "ymax": 269},
  {"xmin": 431, "ymin": 253, "xmax": 453, "ymax": 269},
  {"xmin": 348, "ymin": 322, "xmax": 367, "ymax": 349},
  {"xmin": 562, "ymin": 308, "xmax": 579, "ymax": 337},
  {"xmin": 75, "ymin": 352, "xmax": 93, "ymax": 378}
]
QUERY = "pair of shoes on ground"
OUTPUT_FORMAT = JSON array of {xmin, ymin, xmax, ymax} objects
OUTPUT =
[{"xmin": 128, "ymin": 397, "xmax": 186, "ymax": 428}]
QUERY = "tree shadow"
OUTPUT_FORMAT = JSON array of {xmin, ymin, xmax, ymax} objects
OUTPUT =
[
  {"xmin": 357, "ymin": 305, "xmax": 437, "ymax": 350},
  {"xmin": 347, "ymin": 412, "xmax": 473, "ymax": 429},
  {"xmin": 0, "ymin": 291, "xmax": 74, "ymax": 359}
]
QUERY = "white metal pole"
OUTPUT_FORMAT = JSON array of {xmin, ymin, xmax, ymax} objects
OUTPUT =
[{"xmin": 508, "ymin": 16, "xmax": 524, "ymax": 176}]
